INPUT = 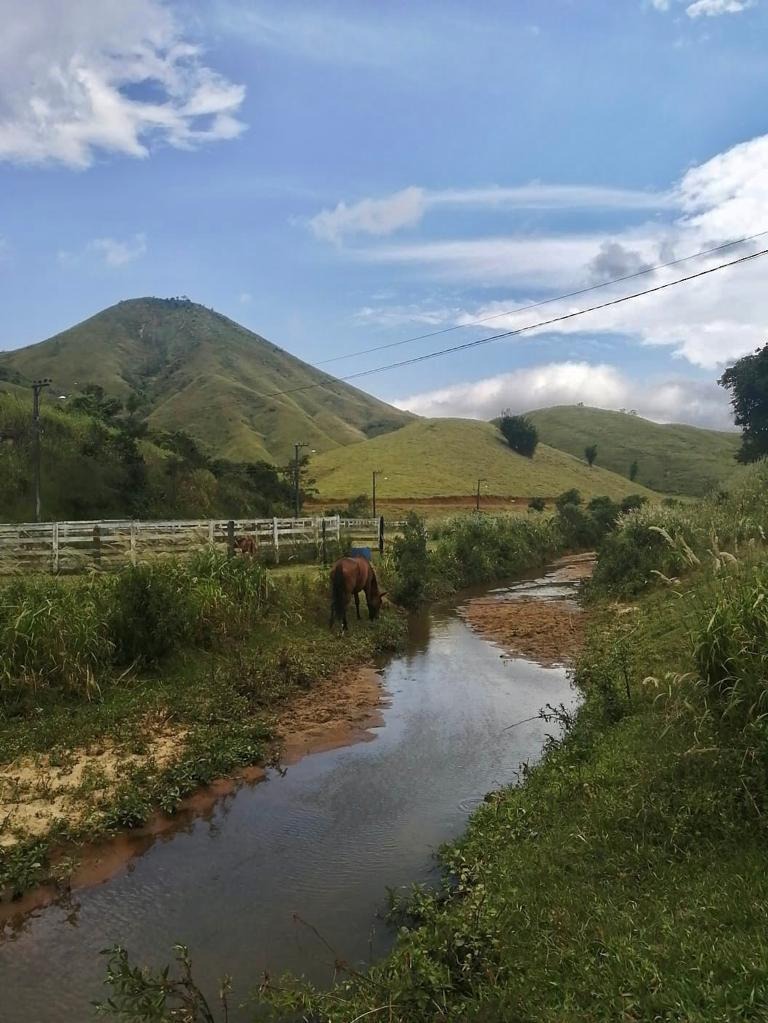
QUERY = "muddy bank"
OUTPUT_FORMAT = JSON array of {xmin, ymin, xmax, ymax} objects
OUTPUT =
[
  {"xmin": 458, "ymin": 554, "xmax": 595, "ymax": 666},
  {"xmin": 0, "ymin": 664, "xmax": 387, "ymax": 924}
]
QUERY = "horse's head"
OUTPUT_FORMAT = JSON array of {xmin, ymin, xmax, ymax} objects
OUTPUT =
[{"xmin": 368, "ymin": 576, "xmax": 387, "ymax": 620}]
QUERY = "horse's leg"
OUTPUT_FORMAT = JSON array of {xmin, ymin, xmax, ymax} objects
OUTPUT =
[
  {"xmin": 342, "ymin": 603, "xmax": 349, "ymax": 632},
  {"xmin": 354, "ymin": 591, "xmax": 361, "ymax": 619}
]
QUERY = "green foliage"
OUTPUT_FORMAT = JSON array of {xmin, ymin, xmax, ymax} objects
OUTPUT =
[
  {"xmin": 324, "ymin": 493, "xmax": 371, "ymax": 517},
  {"xmin": 555, "ymin": 487, "xmax": 581, "ymax": 510},
  {"xmin": 0, "ymin": 393, "xmax": 295, "ymax": 522},
  {"xmin": 391, "ymin": 512, "xmax": 430, "ymax": 608},
  {"xmin": 499, "ymin": 409, "xmax": 539, "ymax": 457},
  {"xmin": 719, "ymin": 343, "xmax": 768, "ymax": 463},
  {"xmin": 528, "ymin": 496, "xmax": 546, "ymax": 512},
  {"xmin": 584, "ymin": 443, "xmax": 598, "ymax": 466},
  {"xmin": 528, "ymin": 404, "xmax": 741, "ymax": 497}
]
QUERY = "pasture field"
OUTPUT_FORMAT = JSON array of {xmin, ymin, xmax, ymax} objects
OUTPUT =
[
  {"xmin": 528, "ymin": 403, "xmax": 741, "ymax": 497},
  {"xmin": 312, "ymin": 417, "xmax": 658, "ymax": 504}
]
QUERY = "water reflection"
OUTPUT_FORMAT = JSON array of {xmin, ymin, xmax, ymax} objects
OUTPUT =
[{"xmin": 0, "ymin": 572, "xmax": 579, "ymax": 1023}]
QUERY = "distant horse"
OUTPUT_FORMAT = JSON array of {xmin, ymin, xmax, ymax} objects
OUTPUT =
[
  {"xmin": 329, "ymin": 555, "xmax": 385, "ymax": 632},
  {"xmin": 234, "ymin": 535, "xmax": 257, "ymax": 556}
]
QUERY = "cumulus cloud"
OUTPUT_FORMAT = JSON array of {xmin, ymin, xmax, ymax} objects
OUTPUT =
[
  {"xmin": 309, "ymin": 184, "xmax": 671, "ymax": 242},
  {"xmin": 58, "ymin": 233, "xmax": 147, "ymax": 268},
  {"xmin": 686, "ymin": 0, "xmax": 754, "ymax": 16},
  {"xmin": 0, "ymin": 0, "xmax": 246, "ymax": 168},
  {"xmin": 395, "ymin": 361, "xmax": 734, "ymax": 429}
]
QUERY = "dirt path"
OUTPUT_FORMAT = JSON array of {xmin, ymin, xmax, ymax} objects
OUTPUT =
[{"xmin": 458, "ymin": 553, "xmax": 595, "ymax": 667}]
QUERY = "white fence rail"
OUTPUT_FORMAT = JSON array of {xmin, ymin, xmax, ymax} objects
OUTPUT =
[{"xmin": 0, "ymin": 515, "xmax": 387, "ymax": 574}]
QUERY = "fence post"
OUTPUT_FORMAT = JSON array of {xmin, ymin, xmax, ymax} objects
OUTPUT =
[
  {"xmin": 379, "ymin": 515, "xmax": 385, "ymax": 555},
  {"xmin": 92, "ymin": 524, "xmax": 102, "ymax": 568},
  {"xmin": 208, "ymin": 520, "xmax": 215, "ymax": 547},
  {"xmin": 52, "ymin": 521, "xmax": 59, "ymax": 573},
  {"xmin": 130, "ymin": 521, "xmax": 137, "ymax": 566},
  {"xmin": 322, "ymin": 519, "xmax": 327, "ymax": 565},
  {"xmin": 227, "ymin": 520, "xmax": 235, "ymax": 558},
  {"xmin": 273, "ymin": 517, "xmax": 280, "ymax": 565}
]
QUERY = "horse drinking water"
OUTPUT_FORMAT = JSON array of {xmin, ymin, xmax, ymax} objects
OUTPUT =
[{"xmin": 330, "ymin": 555, "xmax": 385, "ymax": 632}]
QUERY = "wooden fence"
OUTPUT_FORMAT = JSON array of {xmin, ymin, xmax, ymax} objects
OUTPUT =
[{"xmin": 0, "ymin": 515, "xmax": 388, "ymax": 574}]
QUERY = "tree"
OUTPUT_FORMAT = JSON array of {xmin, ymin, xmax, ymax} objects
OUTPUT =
[
  {"xmin": 719, "ymin": 344, "xmax": 768, "ymax": 462},
  {"xmin": 499, "ymin": 410, "xmax": 538, "ymax": 458},
  {"xmin": 585, "ymin": 444, "xmax": 598, "ymax": 467},
  {"xmin": 629, "ymin": 459, "xmax": 639, "ymax": 482}
]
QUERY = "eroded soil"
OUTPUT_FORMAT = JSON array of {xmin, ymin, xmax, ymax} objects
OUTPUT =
[{"xmin": 458, "ymin": 553, "xmax": 595, "ymax": 666}]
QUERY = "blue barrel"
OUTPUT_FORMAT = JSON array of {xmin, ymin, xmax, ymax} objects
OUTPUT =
[{"xmin": 349, "ymin": 546, "xmax": 372, "ymax": 561}]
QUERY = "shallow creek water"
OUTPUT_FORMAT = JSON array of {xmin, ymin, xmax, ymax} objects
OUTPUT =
[{"xmin": 0, "ymin": 566, "xmax": 581, "ymax": 1022}]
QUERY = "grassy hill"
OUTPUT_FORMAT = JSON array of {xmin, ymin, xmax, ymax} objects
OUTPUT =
[
  {"xmin": 312, "ymin": 418, "xmax": 656, "ymax": 506},
  {"xmin": 526, "ymin": 405, "xmax": 741, "ymax": 497},
  {"xmin": 0, "ymin": 298, "xmax": 412, "ymax": 464}
]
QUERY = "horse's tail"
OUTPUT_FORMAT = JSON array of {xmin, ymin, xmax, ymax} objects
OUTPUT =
[{"xmin": 331, "ymin": 563, "xmax": 347, "ymax": 625}]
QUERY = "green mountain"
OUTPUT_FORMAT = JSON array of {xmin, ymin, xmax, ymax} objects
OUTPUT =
[
  {"xmin": 313, "ymin": 418, "xmax": 656, "ymax": 503},
  {"xmin": 526, "ymin": 405, "xmax": 741, "ymax": 497},
  {"xmin": 0, "ymin": 298, "xmax": 412, "ymax": 463}
]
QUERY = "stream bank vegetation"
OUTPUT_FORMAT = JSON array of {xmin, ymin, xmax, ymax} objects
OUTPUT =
[
  {"xmin": 1, "ymin": 489, "xmax": 640, "ymax": 903},
  {"xmin": 99, "ymin": 463, "xmax": 768, "ymax": 1021},
  {"xmin": 0, "ymin": 553, "xmax": 405, "ymax": 901}
]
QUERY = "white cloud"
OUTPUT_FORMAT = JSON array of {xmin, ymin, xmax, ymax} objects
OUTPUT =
[
  {"xmin": 0, "ymin": 0, "xmax": 246, "ymax": 168},
  {"xmin": 58, "ymin": 233, "xmax": 147, "ymax": 268},
  {"xmin": 686, "ymin": 0, "xmax": 754, "ymax": 16},
  {"xmin": 309, "ymin": 184, "xmax": 672, "ymax": 242},
  {"xmin": 395, "ymin": 361, "xmax": 733, "ymax": 429},
  {"xmin": 310, "ymin": 188, "xmax": 427, "ymax": 243},
  {"xmin": 239, "ymin": 291, "xmax": 253, "ymax": 304},
  {"xmin": 651, "ymin": 0, "xmax": 671, "ymax": 9}
]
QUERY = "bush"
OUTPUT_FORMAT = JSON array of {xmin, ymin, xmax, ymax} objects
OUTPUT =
[
  {"xmin": 391, "ymin": 513, "xmax": 430, "ymax": 608},
  {"xmin": 108, "ymin": 562, "xmax": 201, "ymax": 666},
  {"xmin": 555, "ymin": 488, "xmax": 581, "ymax": 510},
  {"xmin": 528, "ymin": 496, "xmax": 546, "ymax": 513}
]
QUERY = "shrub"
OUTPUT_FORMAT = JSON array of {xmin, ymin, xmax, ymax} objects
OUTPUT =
[
  {"xmin": 528, "ymin": 496, "xmax": 546, "ymax": 513},
  {"xmin": 555, "ymin": 488, "xmax": 581, "ymax": 510},
  {"xmin": 391, "ymin": 513, "xmax": 430, "ymax": 608},
  {"xmin": 108, "ymin": 562, "xmax": 201, "ymax": 666}
]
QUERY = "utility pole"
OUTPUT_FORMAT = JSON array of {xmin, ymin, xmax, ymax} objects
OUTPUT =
[
  {"xmin": 476, "ymin": 477, "xmax": 487, "ymax": 513},
  {"xmin": 293, "ymin": 441, "xmax": 308, "ymax": 518},
  {"xmin": 32, "ymin": 378, "xmax": 51, "ymax": 522},
  {"xmin": 372, "ymin": 469, "xmax": 384, "ymax": 519}
]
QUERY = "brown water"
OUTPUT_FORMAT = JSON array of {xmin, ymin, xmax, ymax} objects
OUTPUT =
[{"xmin": 0, "ymin": 569, "xmax": 579, "ymax": 1022}]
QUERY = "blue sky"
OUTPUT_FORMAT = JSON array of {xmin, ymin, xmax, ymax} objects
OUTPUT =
[{"xmin": 2, "ymin": 0, "xmax": 768, "ymax": 427}]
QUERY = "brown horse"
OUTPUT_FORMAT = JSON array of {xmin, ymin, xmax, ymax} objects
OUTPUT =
[
  {"xmin": 234, "ymin": 535, "xmax": 257, "ymax": 556},
  {"xmin": 329, "ymin": 555, "xmax": 385, "ymax": 632}
]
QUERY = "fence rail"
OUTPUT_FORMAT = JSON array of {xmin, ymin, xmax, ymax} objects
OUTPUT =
[{"xmin": 0, "ymin": 515, "xmax": 390, "ymax": 574}]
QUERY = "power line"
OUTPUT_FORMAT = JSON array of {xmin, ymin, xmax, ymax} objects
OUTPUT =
[
  {"xmin": 249, "ymin": 244, "xmax": 768, "ymax": 404},
  {"xmin": 317, "ymin": 227, "xmax": 768, "ymax": 367}
]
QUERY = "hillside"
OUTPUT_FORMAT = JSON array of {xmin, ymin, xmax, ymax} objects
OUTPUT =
[
  {"xmin": 526, "ymin": 405, "xmax": 741, "ymax": 496},
  {"xmin": 0, "ymin": 298, "xmax": 412, "ymax": 464},
  {"xmin": 312, "ymin": 418, "xmax": 656, "ymax": 505}
]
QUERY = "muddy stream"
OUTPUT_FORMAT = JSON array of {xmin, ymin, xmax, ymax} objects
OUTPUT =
[{"xmin": 0, "ymin": 557, "xmax": 590, "ymax": 1022}]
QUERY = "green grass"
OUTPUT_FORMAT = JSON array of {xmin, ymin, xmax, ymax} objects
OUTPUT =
[
  {"xmin": 0, "ymin": 297, "xmax": 412, "ymax": 463},
  {"xmin": 312, "ymin": 417, "xmax": 658, "ymax": 501},
  {"xmin": 527, "ymin": 404, "xmax": 741, "ymax": 497}
]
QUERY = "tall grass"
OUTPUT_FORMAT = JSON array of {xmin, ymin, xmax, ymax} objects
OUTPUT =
[
  {"xmin": 0, "ymin": 552, "xmax": 280, "ymax": 697},
  {"xmin": 592, "ymin": 461, "xmax": 768, "ymax": 596}
]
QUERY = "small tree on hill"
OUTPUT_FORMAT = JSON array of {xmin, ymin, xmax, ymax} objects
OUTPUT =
[
  {"xmin": 585, "ymin": 444, "xmax": 598, "ymax": 467},
  {"xmin": 499, "ymin": 410, "xmax": 538, "ymax": 458},
  {"xmin": 629, "ymin": 459, "xmax": 639, "ymax": 482}
]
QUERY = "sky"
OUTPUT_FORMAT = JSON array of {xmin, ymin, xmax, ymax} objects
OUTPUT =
[{"xmin": 2, "ymin": 0, "xmax": 768, "ymax": 429}]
